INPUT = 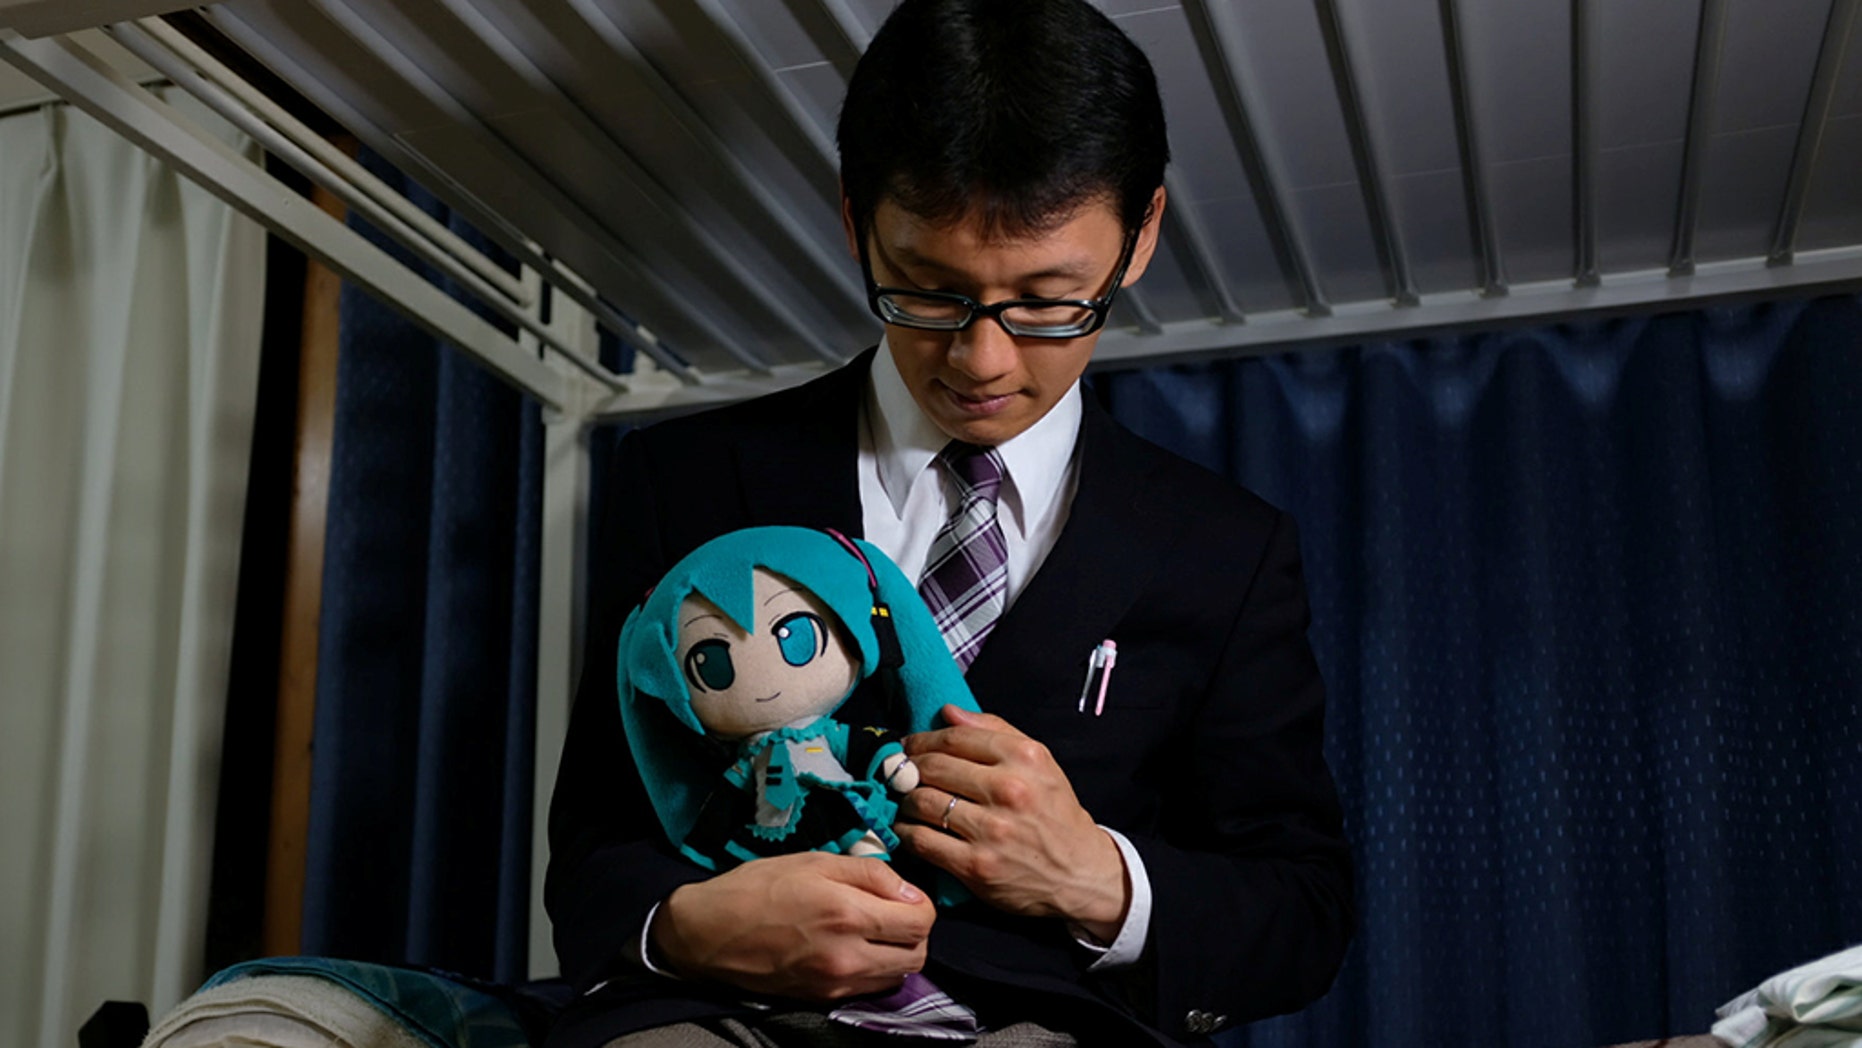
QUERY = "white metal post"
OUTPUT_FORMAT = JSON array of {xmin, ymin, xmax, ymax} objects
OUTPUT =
[{"xmin": 529, "ymin": 274, "xmax": 598, "ymax": 979}]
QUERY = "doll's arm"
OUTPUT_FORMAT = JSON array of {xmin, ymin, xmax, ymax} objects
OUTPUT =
[
  {"xmin": 878, "ymin": 749, "xmax": 919, "ymax": 792},
  {"xmin": 849, "ymin": 728, "xmax": 918, "ymax": 793}
]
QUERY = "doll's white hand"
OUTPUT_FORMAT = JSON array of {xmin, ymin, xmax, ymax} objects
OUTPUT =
[
  {"xmin": 879, "ymin": 751, "xmax": 920, "ymax": 793},
  {"xmin": 896, "ymin": 705, "xmax": 1130, "ymax": 943}
]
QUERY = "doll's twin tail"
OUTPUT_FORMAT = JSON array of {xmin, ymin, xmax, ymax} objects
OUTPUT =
[{"xmin": 824, "ymin": 529, "xmax": 982, "ymax": 733}]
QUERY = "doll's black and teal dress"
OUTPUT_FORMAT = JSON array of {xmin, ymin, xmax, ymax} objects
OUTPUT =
[{"xmin": 679, "ymin": 718, "xmax": 907, "ymax": 869}]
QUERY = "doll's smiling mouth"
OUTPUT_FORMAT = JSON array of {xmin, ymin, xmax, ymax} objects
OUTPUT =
[{"xmin": 754, "ymin": 692, "xmax": 781, "ymax": 703}]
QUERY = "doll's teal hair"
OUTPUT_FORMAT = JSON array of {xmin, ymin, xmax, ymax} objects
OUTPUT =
[{"xmin": 617, "ymin": 526, "xmax": 978, "ymax": 852}]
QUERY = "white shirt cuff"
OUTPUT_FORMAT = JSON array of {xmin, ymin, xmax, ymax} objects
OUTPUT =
[
  {"xmin": 630, "ymin": 900, "xmax": 680, "ymax": 978},
  {"xmin": 1069, "ymin": 826, "xmax": 1152, "ymax": 971}
]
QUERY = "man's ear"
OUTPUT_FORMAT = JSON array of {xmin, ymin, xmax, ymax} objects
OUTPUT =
[
  {"xmin": 840, "ymin": 190, "xmax": 860, "ymax": 260},
  {"xmin": 1120, "ymin": 184, "xmax": 1170, "ymax": 288}
]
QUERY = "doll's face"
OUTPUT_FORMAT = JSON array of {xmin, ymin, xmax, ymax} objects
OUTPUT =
[{"xmin": 675, "ymin": 568, "xmax": 860, "ymax": 739}]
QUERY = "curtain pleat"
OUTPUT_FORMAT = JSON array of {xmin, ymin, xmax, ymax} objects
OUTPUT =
[
  {"xmin": 1094, "ymin": 298, "xmax": 1862, "ymax": 1047},
  {"xmin": 0, "ymin": 95, "xmax": 265, "ymax": 1048},
  {"xmin": 301, "ymin": 148, "xmax": 540, "ymax": 984}
]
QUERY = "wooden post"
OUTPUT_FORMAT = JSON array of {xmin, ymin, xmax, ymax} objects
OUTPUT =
[{"xmin": 261, "ymin": 172, "xmax": 344, "ymax": 956}]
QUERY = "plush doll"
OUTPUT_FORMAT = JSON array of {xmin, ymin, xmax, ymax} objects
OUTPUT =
[{"xmin": 617, "ymin": 526, "xmax": 980, "ymax": 873}]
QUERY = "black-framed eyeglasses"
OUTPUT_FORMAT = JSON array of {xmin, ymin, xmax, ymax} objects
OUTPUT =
[{"xmin": 859, "ymin": 227, "xmax": 1139, "ymax": 339}]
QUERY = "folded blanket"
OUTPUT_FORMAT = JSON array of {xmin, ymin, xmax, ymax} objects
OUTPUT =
[
  {"xmin": 143, "ymin": 958, "xmax": 531, "ymax": 1048},
  {"xmin": 143, "ymin": 974, "xmax": 431, "ymax": 1048},
  {"xmin": 1713, "ymin": 942, "xmax": 1862, "ymax": 1048}
]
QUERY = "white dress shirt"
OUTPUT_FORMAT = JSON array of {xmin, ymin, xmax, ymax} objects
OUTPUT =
[{"xmin": 857, "ymin": 341, "xmax": 1153, "ymax": 972}]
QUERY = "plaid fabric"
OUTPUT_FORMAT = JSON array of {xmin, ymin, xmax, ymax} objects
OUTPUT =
[
  {"xmin": 826, "ymin": 972, "xmax": 981, "ymax": 1042},
  {"xmin": 918, "ymin": 443, "xmax": 1009, "ymax": 671}
]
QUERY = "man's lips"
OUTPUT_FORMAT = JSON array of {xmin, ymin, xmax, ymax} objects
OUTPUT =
[{"xmin": 938, "ymin": 382, "xmax": 1016, "ymax": 415}]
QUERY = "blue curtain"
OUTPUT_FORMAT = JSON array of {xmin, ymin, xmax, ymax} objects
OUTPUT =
[
  {"xmin": 1091, "ymin": 296, "xmax": 1862, "ymax": 1047},
  {"xmin": 301, "ymin": 151, "xmax": 542, "ymax": 984}
]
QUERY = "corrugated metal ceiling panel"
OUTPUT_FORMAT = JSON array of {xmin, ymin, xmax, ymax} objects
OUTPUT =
[{"xmin": 185, "ymin": 0, "xmax": 1862, "ymax": 397}]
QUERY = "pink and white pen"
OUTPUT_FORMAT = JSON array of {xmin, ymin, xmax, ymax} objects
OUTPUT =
[{"xmin": 1077, "ymin": 640, "xmax": 1118, "ymax": 715}]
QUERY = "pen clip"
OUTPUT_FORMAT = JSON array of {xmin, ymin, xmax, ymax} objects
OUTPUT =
[{"xmin": 1077, "ymin": 639, "xmax": 1117, "ymax": 715}]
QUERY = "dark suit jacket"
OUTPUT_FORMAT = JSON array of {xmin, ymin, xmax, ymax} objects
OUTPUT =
[{"xmin": 544, "ymin": 351, "xmax": 1353, "ymax": 1047}]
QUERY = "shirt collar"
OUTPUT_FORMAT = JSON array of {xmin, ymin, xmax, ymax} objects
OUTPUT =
[{"xmin": 866, "ymin": 336, "xmax": 1083, "ymax": 520}]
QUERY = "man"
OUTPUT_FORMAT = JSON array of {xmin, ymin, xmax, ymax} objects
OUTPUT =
[{"xmin": 545, "ymin": 2, "xmax": 1353, "ymax": 1045}]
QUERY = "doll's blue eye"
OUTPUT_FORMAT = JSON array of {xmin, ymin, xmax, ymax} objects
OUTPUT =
[
  {"xmin": 773, "ymin": 612, "xmax": 826, "ymax": 667},
  {"xmin": 684, "ymin": 639, "xmax": 735, "ymax": 692}
]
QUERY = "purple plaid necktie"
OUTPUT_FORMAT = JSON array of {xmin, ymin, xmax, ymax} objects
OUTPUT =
[
  {"xmin": 827, "ymin": 971, "xmax": 981, "ymax": 1041},
  {"xmin": 918, "ymin": 442, "xmax": 1010, "ymax": 672}
]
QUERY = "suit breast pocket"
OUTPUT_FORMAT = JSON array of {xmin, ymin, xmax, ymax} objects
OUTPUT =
[{"xmin": 1035, "ymin": 635, "xmax": 1184, "ymax": 712}]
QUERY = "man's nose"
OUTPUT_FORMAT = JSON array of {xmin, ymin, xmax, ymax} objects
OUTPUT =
[{"xmin": 947, "ymin": 314, "xmax": 1018, "ymax": 381}]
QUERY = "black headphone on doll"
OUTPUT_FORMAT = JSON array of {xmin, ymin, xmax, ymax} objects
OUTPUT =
[{"xmin": 822, "ymin": 528, "xmax": 909, "ymax": 725}]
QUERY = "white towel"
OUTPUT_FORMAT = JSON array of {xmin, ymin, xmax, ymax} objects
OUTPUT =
[
  {"xmin": 142, "ymin": 974, "xmax": 431, "ymax": 1048},
  {"xmin": 1713, "ymin": 943, "xmax": 1862, "ymax": 1048}
]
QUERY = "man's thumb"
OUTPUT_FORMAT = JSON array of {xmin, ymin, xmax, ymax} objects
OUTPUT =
[{"xmin": 834, "ymin": 854, "xmax": 926, "ymax": 903}]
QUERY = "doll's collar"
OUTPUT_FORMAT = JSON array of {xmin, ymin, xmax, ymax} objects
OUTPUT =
[{"xmin": 741, "ymin": 716, "xmax": 834, "ymax": 750}]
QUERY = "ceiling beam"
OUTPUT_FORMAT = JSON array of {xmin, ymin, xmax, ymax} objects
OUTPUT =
[
  {"xmin": 1162, "ymin": 172, "xmax": 1247, "ymax": 322},
  {"xmin": 591, "ymin": 362, "xmax": 834, "ymax": 424},
  {"xmin": 1314, "ymin": 0, "xmax": 1419, "ymax": 306},
  {"xmin": 560, "ymin": 0, "xmax": 864, "ymax": 313},
  {"xmin": 0, "ymin": 0, "xmax": 191, "ymax": 38},
  {"xmin": 1669, "ymin": 0, "xmax": 1728, "ymax": 276},
  {"xmin": 105, "ymin": 18, "xmax": 625, "ymax": 395},
  {"xmin": 1769, "ymin": 0, "xmax": 1860, "ymax": 265},
  {"xmin": 130, "ymin": 18, "xmax": 527, "ymax": 304},
  {"xmin": 811, "ymin": 0, "xmax": 870, "ymax": 67},
  {"xmin": 1438, "ymin": 0, "xmax": 1507, "ymax": 296},
  {"xmin": 279, "ymin": 0, "xmax": 776, "ymax": 374},
  {"xmin": 1086, "ymin": 246, "xmax": 1862, "ymax": 372},
  {"xmin": 1118, "ymin": 285, "xmax": 1166, "ymax": 336},
  {"xmin": 1571, "ymin": 0, "xmax": 1599, "ymax": 287},
  {"xmin": 201, "ymin": 6, "xmax": 712, "ymax": 385},
  {"xmin": 1181, "ymin": 0, "xmax": 1331, "ymax": 316},
  {"xmin": 416, "ymin": 0, "xmax": 845, "ymax": 364},
  {"xmin": 687, "ymin": 0, "xmax": 839, "ymax": 171}
]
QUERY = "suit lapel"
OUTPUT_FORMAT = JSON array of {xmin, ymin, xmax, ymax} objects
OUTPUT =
[
  {"xmin": 964, "ymin": 393, "xmax": 1178, "ymax": 714},
  {"xmin": 733, "ymin": 349, "xmax": 873, "ymax": 538}
]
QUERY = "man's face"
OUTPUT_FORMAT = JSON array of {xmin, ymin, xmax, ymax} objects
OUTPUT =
[{"xmin": 845, "ymin": 190, "xmax": 1165, "ymax": 446}]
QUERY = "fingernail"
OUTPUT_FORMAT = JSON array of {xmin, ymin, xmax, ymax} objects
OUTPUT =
[{"xmin": 899, "ymin": 882, "xmax": 925, "ymax": 903}]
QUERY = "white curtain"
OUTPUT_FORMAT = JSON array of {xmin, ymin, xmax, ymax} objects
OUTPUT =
[{"xmin": 0, "ymin": 91, "xmax": 267, "ymax": 1048}]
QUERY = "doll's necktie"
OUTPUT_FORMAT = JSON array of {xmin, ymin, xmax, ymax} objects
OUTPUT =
[{"xmin": 918, "ymin": 442, "xmax": 1009, "ymax": 672}]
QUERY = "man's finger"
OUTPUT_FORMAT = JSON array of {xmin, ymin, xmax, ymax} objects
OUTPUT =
[
  {"xmin": 900, "ymin": 759, "xmax": 995, "ymax": 813},
  {"xmin": 816, "ymin": 856, "xmax": 937, "ymax": 944},
  {"xmin": 895, "ymin": 821, "xmax": 971, "ymax": 878},
  {"xmin": 818, "ymin": 852, "xmax": 927, "ymax": 904},
  {"xmin": 902, "ymin": 705, "xmax": 1028, "ymax": 759},
  {"xmin": 941, "ymin": 704, "xmax": 1029, "ymax": 738},
  {"xmin": 896, "ymin": 784, "xmax": 960, "ymax": 827},
  {"xmin": 859, "ymin": 902, "xmax": 936, "ymax": 948},
  {"xmin": 903, "ymin": 723, "xmax": 1026, "ymax": 762},
  {"xmin": 816, "ymin": 941, "xmax": 929, "ymax": 1000}
]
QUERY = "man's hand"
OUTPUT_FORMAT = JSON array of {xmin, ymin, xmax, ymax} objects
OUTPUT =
[
  {"xmin": 897, "ymin": 705, "xmax": 1130, "ymax": 942},
  {"xmin": 649, "ymin": 851, "xmax": 935, "ymax": 1001}
]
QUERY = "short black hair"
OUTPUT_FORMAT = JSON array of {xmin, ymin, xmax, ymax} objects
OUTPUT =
[{"xmin": 837, "ymin": 0, "xmax": 1169, "ymax": 242}]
